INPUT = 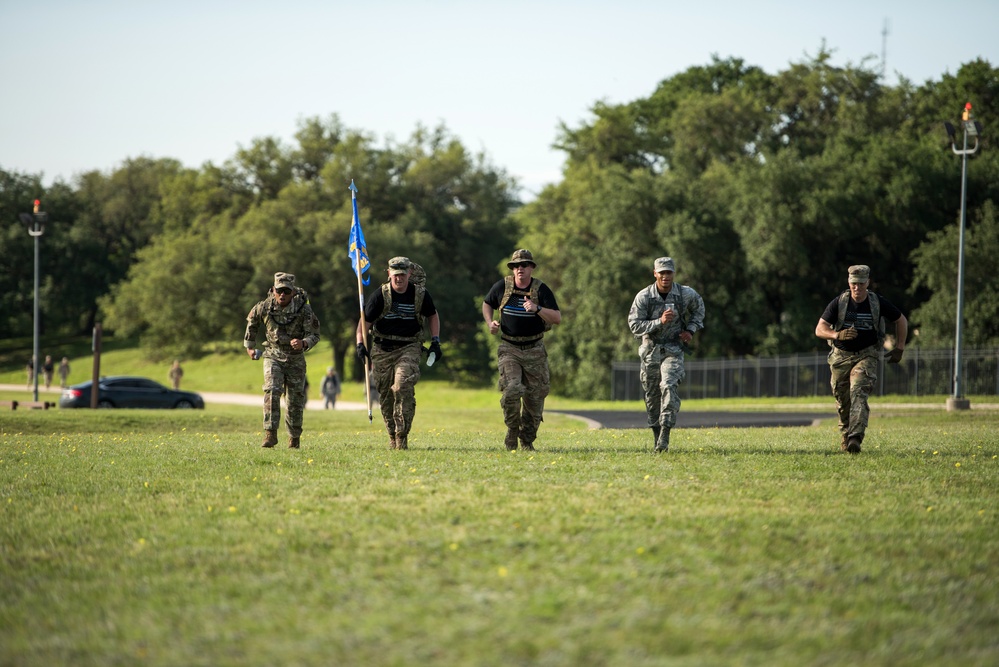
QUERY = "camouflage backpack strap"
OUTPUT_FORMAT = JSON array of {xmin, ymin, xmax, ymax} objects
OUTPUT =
[
  {"xmin": 531, "ymin": 278, "xmax": 553, "ymax": 333},
  {"xmin": 828, "ymin": 290, "xmax": 851, "ymax": 348},
  {"xmin": 869, "ymin": 292, "xmax": 884, "ymax": 349},
  {"xmin": 378, "ymin": 282, "xmax": 393, "ymax": 323},
  {"xmin": 498, "ymin": 275, "xmax": 517, "ymax": 311},
  {"xmin": 675, "ymin": 283, "xmax": 687, "ymax": 330}
]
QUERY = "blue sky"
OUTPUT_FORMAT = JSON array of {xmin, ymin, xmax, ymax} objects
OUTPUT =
[{"xmin": 2, "ymin": 1, "xmax": 996, "ymax": 198}]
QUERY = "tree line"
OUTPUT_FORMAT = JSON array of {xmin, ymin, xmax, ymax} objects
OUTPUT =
[{"xmin": 2, "ymin": 49, "xmax": 997, "ymax": 398}]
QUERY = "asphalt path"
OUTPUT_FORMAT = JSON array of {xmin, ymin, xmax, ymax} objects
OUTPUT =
[
  {"xmin": 9, "ymin": 384, "xmax": 993, "ymax": 430},
  {"xmin": 548, "ymin": 409, "xmax": 835, "ymax": 430}
]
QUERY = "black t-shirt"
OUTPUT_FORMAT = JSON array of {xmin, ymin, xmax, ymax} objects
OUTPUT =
[
  {"xmin": 821, "ymin": 293, "xmax": 903, "ymax": 352},
  {"xmin": 365, "ymin": 283, "xmax": 437, "ymax": 341},
  {"xmin": 484, "ymin": 278, "xmax": 559, "ymax": 341}
]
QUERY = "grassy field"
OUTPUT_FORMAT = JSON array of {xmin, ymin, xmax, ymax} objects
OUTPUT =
[
  {"xmin": 2, "ymin": 399, "xmax": 998, "ymax": 666},
  {"xmin": 2, "ymin": 339, "xmax": 998, "ymax": 664}
]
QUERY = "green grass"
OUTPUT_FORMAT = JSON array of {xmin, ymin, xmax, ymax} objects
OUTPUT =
[{"xmin": 2, "ymin": 406, "xmax": 998, "ymax": 666}]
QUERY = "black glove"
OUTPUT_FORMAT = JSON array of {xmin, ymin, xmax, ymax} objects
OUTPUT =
[
  {"xmin": 887, "ymin": 348, "xmax": 904, "ymax": 364},
  {"xmin": 428, "ymin": 339, "xmax": 443, "ymax": 363},
  {"xmin": 355, "ymin": 342, "xmax": 369, "ymax": 360}
]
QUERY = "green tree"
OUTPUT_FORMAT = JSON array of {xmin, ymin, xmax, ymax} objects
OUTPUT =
[{"xmin": 910, "ymin": 201, "xmax": 999, "ymax": 347}]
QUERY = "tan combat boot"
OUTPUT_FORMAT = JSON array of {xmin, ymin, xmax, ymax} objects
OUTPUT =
[
  {"xmin": 288, "ymin": 436, "xmax": 300, "ymax": 449},
  {"xmin": 262, "ymin": 430, "xmax": 278, "ymax": 448},
  {"xmin": 396, "ymin": 435, "xmax": 408, "ymax": 450}
]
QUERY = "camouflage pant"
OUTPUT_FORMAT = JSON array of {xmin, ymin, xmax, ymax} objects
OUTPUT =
[
  {"xmin": 371, "ymin": 342, "xmax": 422, "ymax": 440},
  {"xmin": 828, "ymin": 346, "xmax": 879, "ymax": 442},
  {"xmin": 497, "ymin": 341, "xmax": 550, "ymax": 444},
  {"xmin": 640, "ymin": 346, "xmax": 686, "ymax": 430},
  {"xmin": 262, "ymin": 355, "xmax": 308, "ymax": 437}
]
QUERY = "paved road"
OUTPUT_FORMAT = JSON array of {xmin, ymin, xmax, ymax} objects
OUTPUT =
[
  {"xmin": 549, "ymin": 410, "xmax": 835, "ymax": 430},
  {"xmin": 7, "ymin": 384, "xmax": 993, "ymax": 429}
]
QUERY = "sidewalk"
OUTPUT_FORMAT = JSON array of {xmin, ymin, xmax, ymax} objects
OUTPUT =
[{"xmin": 0, "ymin": 384, "xmax": 368, "ymax": 411}]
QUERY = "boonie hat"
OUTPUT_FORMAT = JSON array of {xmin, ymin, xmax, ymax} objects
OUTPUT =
[
  {"xmin": 848, "ymin": 265, "xmax": 870, "ymax": 284},
  {"xmin": 507, "ymin": 249, "xmax": 537, "ymax": 269},
  {"xmin": 654, "ymin": 257, "xmax": 675, "ymax": 273},
  {"xmin": 388, "ymin": 256, "xmax": 412, "ymax": 275},
  {"xmin": 273, "ymin": 272, "xmax": 296, "ymax": 290}
]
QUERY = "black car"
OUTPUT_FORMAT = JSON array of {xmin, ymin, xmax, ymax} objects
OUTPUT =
[{"xmin": 59, "ymin": 376, "xmax": 205, "ymax": 409}]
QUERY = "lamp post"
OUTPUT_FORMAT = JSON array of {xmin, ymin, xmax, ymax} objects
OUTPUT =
[
  {"xmin": 943, "ymin": 103, "xmax": 983, "ymax": 411},
  {"xmin": 19, "ymin": 199, "xmax": 47, "ymax": 403}
]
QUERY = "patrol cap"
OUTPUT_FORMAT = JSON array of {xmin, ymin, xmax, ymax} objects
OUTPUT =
[
  {"xmin": 848, "ymin": 265, "xmax": 870, "ymax": 284},
  {"xmin": 654, "ymin": 257, "xmax": 675, "ymax": 273},
  {"xmin": 507, "ymin": 249, "xmax": 537, "ymax": 269},
  {"xmin": 273, "ymin": 272, "xmax": 296, "ymax": 290},
  {"xmin": 388, "ymin": 256, "xmax": 412, "ymax": 275}
]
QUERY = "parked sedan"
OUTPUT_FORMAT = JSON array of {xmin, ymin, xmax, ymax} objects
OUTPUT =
[{"xmin": 59, "ymin": 376, "xmax": 205, "ymax": 409}]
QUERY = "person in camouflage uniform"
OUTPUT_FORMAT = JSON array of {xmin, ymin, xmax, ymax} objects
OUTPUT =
[
  {"xmin": 356, "ymin": 257, "xmax": 441, "ymax": 450},
  {"xmin": 628, "ymin": 257, "xmax": 705, "ymax": 453},
  {"xmin": 244, "ymin": 272, "xmax": 321, "ymax": 449},
  {"xmin": 482, "ymin": 249, "xmax": 562, "ymax": 451},
  {"xmin": 815, "ymin": 264, "xmax": 907, "ymax": 454}
]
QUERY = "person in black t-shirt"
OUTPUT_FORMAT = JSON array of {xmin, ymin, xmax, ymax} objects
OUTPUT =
[
  {"xmin": 815, "ymin": 264, "xmax": 907, "ymax": 453},
  {"xmin": 482, "ymin": 249, "xmax": 562, "ymax": 451},
  {"xmin": 356, "ymin": 256, "xmax": 440, "ymax": 450}
]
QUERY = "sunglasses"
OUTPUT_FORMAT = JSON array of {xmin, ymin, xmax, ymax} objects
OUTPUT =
[
  {"xmin": 511, "ymin": 262, "xmax": 533, "ymax": 269},
  {"xmin": 275, "ymin": 288, "xmax": 293, "ymax": 296}
]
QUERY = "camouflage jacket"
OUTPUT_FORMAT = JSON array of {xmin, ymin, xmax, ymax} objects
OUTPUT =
[
  {"xmin": 244, "ymin": 288, "xmax": 321, "ymax": 363},
  {"xmin": 628, "ymin": 283, "xmax": 705, "ymax": 356}
]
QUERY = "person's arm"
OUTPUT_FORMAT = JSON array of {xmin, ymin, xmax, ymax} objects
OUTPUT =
[
  {"xmin": 244, "ymin": 304, "xmax": 262, "ymax": 357},
  {"xmin": 482, "ymin": 302, "xmax": 500, "ymax": 335},
  {"xmin": 427, "ymin": 312, "xmax": 441, "ymax": 339},
  {"xmin": 894, "ymin": 313, "xmax": 908, "ymax": 351},
  {"xmin": 627, "ymin": 288, "xmax": 658, "ymax": 336},
  {"xmin": 815, "ymin": 317, "xmax": 837, "ymax": 341},
  {"xmin": 535, "ymin": 304, "xmax": 561, "ymax": 326}
]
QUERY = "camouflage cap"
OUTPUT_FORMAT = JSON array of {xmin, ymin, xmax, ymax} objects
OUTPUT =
[
  {"xmin": 388, "ymin": 256, "xmax": 412, "ymax": 275},
  {"xmin": 273, "ymin": 272, "xmax": 296, "ymax": 290},
  {"xmin": 654, "ymin": 257, "xmax": 675, "ymax": 273},
  {"xmin": 507, "ymin": 249, "xmax": 537, "ymax": 269},
  {"xmin": 848, "ymin": 265, "xmax": 870, "ymax": 284}
]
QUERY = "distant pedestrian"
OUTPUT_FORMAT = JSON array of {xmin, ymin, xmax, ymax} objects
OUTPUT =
[
  {"xmin": 58, "ymin": 357, "xmax": 71, "ymax": 388},
  {"xmin": 321, "ymin": 367, "xmax": 341, "ymax": 409},
  {"xmin": 168, "ymin": 360, "xmax": 184, "ymax": 390},
  {"xmin": 628, "ymin": 256, "xmax": 705, "ymax": 453},
  {"xmin": 42, "ymin": 355, "xmax": 54, "ymax": 390},
  {"xmin": 26, "ymin": 357, "xmax": 34, "ymax": 389},
  {"xmin": 815, "ymin": 264, "xmax": 907, "ymax": 454},
  {"xmin": 482, "ymin": 249, "xmax": 562, "ymax": 451}
]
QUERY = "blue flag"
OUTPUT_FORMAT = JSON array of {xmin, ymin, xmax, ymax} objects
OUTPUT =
[{"xmin": 348, "ymin": 181, "xmax": 370, "ymax": 286}]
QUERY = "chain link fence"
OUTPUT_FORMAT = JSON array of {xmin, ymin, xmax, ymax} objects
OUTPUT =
[{"xmin": 612, "ymin": 348, "xmax": 999, "ymax": 401}]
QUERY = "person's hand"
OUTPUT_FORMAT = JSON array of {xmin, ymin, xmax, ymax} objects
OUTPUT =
[
  {"xmin": 246, "ymin": 348, "xmax": 257, "ymax": 359},
  {"xmin": 356, "ymin": 342, "xmax": 369, "ymax": 360},
  {"xmin": 887, "ymin": 348, "xmax": 904, "ymax": 364},
  {"xmin": 836, "ymin": 328, "xmax": 858, "ymax": 341},
  {"xmin": 428, "ymin": 338, "xmax": 443, "ymax": 363},
  {"xmin": 487, "ymin": 321, "xmax": 500, "ymax": 335}
]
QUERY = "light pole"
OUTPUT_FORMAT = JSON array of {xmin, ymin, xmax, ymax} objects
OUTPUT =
[
  {"xmin": 19, "ymin": 200, "xmax": 47, "ymax": 402},
  {"xmin": 943, "ymin": 103, "xmax": 983, "ymax": 411}
]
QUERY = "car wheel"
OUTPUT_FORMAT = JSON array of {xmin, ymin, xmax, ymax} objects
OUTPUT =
[
  {"xmin": 175, "ymin": 400, "xmax": 195, "ymax": 409},
  {"xmin": 97, "ymin": 399, "xmax": 114, "ymax": 408}
]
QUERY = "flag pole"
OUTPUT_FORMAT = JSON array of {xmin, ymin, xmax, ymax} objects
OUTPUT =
[{"xmin": 349, "ymin": 181, "xmax": 374, "ymax": 422}]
